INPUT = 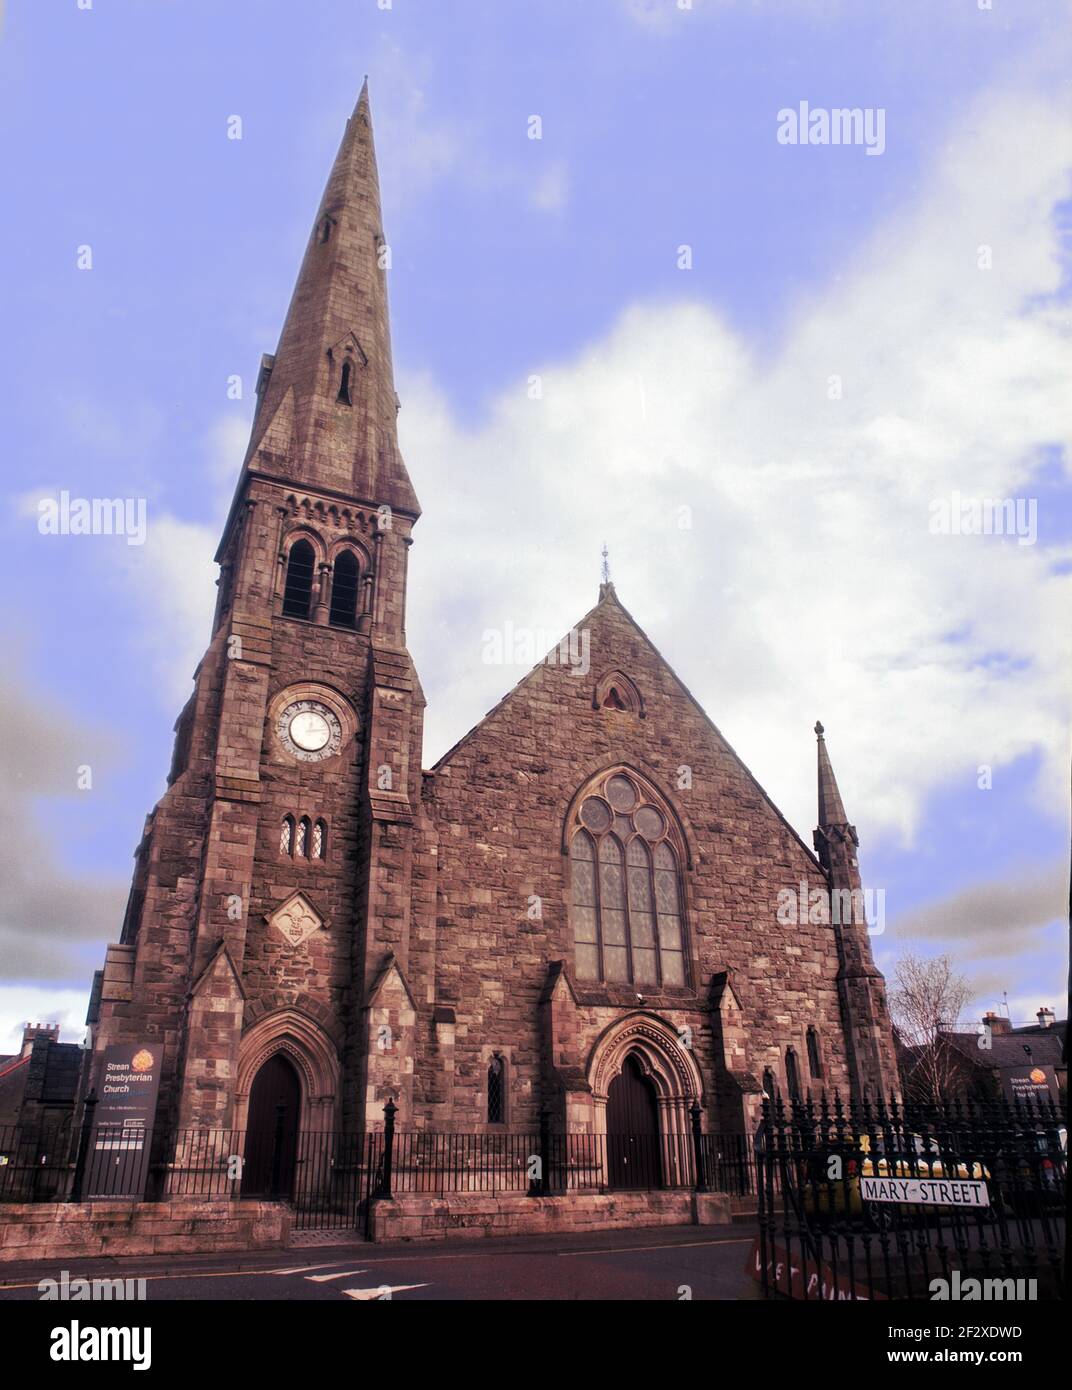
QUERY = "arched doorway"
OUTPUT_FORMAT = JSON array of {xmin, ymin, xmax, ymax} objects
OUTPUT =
[
  {"xmin": 242, "ymin": 1053, "xmax": 300, "ymax": 1197},
  {"xmin": 606, "ymin": 1053, "xmax": 661, "ymax": 1189}
]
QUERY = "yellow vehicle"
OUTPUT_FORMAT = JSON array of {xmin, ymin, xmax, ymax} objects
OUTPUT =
[{"xmin": 799, "ymin": 1133, "xmax": 990, "ymax": 1230}]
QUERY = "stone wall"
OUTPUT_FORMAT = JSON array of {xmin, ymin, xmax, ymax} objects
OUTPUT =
[
  {"xmin": 368, "ymin": 1190, "xmax": 733, "ymax": 1243},
  {"xmin": 0, "ymin": 1199, "xmax": 291, "ymax": 1263}
]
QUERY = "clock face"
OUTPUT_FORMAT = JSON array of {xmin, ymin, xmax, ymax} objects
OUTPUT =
[
  {"xmin": 289, "ymin": 710, "xmax": 330, "ymax": 751},
  {"xmin": 276, "ymin": 700, "xmax": 342, "ymax": 761}
]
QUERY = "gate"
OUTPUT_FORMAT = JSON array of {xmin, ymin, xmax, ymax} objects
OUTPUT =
[{"xmin": 755, "ymin": 1093, "xmax": 1066, "ymax": 1300}]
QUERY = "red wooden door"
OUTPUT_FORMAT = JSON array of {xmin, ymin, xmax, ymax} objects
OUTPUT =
[
  {"xmin": 242, "ymin": 1053, "xmax": 300, "ymax": 1197},
  {"xmin": 606, "ymin": 1054, "xmax": 661, "ymax": 1189}
]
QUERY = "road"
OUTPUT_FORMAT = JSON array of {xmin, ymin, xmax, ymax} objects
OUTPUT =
[{"xmin": 0, "ymin": 1223, "xmax": 760, "ymax": 1301}]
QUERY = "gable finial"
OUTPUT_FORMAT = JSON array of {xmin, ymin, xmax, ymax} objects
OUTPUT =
[{"xmin": 601, "ymin": 542, "xmax": 610, "ymax": 586}]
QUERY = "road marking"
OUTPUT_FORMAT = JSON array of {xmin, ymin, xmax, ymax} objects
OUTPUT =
[
  {"xmin": 268, "ymin": 1261, "xmax": 346, "ymax": 1275},
  {"xmin": 343, "ymin": 1283, "xmax": 429, "ymax": 1301},
  {"xmin": 306, "ymin": 1269, "xmax": 369, "ymax": 1282},
  {"xmin": 558, "ymin": 1236, "xmax": 755, "ymax": 1257}
]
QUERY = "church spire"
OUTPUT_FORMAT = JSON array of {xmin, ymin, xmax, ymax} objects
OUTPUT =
[
  {"xmin": 814, "ymin": 720, "xmax": 850, "ymax": 830},
  {"xmin": 244, "ymin": 79, "xmax": 419, "ymax": 516}
]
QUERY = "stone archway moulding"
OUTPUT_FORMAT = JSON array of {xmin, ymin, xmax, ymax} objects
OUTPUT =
[{"xmin": 235, "ymin": 1008, "xmax": 341, "ymax": 1134}]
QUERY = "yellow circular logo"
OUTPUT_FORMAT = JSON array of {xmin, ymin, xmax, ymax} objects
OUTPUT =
[
  {"xmin": 131, "ymin": 1049, "xmax": 155, "ymax": 1073},
  {"xmin": 1029, "ymin": 1067, "xmax": 1046, "ymax": 1085}
]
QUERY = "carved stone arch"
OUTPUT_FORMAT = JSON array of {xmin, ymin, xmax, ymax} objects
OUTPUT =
[
  {"xmin": 560, "ymin": 760, "xmax": 693, "ymax": 869},
  {"xmin": 235, "ymin": 1007, "xmax": 340, "ymax": 1134},
  {"xmin": 594, "ymin": 668, "xmax": 644, "ymax": 717},
  {"xmin": 327, "ymin": 536, "xmax": 371, "ymax": 568},
  {"xmin": 586, "ymin": 1013, "xmax": 706, "ymax": 1171},
  {"xmin": 282, "ymin": 524, "xmax": 326, "ymax": 565},
  {"xmin": 589, "ymin": 1011, "xmax": 703, "ymax": 1104}
]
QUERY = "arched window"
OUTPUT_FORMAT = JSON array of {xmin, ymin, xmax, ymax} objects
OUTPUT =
[
  {"xmin": 806, "ymin": 1027, "xmax": 823, "ymax": 1081},
  {"xmin": 282, "ymin": 539, "xmax": 316, "ymax": 619},
  {"xmin": 280, "ymin": 815, "xmax": 294, "ymax": 857},
  {"xmin": 785, "ymin": 1047, "xmax": 802, "ymax": 1103},
  {"xmin": 568, "ymin": 769, "xmax": 687, "ymax": 988},
  {"xmin": 329, "ymin": 550, "xmax": 360, "ymax": 628},
  {"xmin": 487, "ymin": 1055, "xmax": 505, "ymax": 1125},
  {"xmin": 295, "ymin": 816, "xmax": 310, "ymax": 858},
  {"xmin": 311, "ymin": 819, "xmax": 326, "ymax": 861},
  {"xmin": 337, "ymin": 360, "xmax": 353, "ymax": 405}
]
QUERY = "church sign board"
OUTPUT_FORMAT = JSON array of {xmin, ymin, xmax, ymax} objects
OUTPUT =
[
  {"xmin": 1000, "ymin": 1064, "xmax": 1059, "ymax": 1105},
  {"xmin": 84, "ymin": 1043, "xmax": 163, "ymax": 1198}
]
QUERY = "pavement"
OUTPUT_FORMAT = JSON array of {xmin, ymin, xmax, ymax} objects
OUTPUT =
[{"xmin": 0, "ymin": 1221, "xmax": 761, "ymax": 1301}]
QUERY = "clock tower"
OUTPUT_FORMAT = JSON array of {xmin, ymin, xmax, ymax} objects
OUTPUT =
[{"xmin": 87, "ymin": 81, "xmax": 425, "ymax": 1142}]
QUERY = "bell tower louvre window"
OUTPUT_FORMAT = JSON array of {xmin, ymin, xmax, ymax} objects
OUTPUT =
[
  {"xmin": 282, "ymin": 539, "xmax": 316, "ymax": 619},
  {"xmin": 329, "ymin": 550, "xmax": 360, "ymax": 627}
]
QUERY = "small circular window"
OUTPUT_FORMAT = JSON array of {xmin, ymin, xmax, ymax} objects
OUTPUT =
[
  {"xmin": 634, "ymin": 805, "xmax": 665, "ymax": 840},
  {"xmin": 606, "ymin": 775, "xmax": 637, "ymax": 812},
  {"xmin": 580, "ymin": 797, "xmax": 612, "ymax": 832}
]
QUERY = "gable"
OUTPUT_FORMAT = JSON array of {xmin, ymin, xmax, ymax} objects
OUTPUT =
[{"xmin": 429, "ymin": 585, "xmax": 822, "ymax": 874}]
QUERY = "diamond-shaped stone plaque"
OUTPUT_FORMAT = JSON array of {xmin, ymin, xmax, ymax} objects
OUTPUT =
[{"xmin": 269, "ymin": 892, "xmax": 322, "ymax": 947}]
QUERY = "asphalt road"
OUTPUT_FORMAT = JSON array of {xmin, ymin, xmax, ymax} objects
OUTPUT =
[{"xmin": 0, "ymin": 1224, "xmax": 761, "ymax": 1301}]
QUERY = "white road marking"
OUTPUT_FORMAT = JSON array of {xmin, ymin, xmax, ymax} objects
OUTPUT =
[
  {"xmin": 268, "ymin": 1261, "xmax": 347, "ymax": 1276},
  {"xmin": 306, "ymin": 1269, "xmax": 369, "ymax": 1282},
  {"xmin": 343, "ymin": 1283, "xmax": 429, "ymax": 1301}
]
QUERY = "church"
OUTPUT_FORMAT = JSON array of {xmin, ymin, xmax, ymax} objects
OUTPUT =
[{"xmin": 85, "ymin": 83, "xmax": 899, "ymax": 1190}]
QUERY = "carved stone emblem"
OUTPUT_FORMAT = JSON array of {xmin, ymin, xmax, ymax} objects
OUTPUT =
[{"xmin": 268, "ymin": 892, "xmax": 322, "ymax": 947}]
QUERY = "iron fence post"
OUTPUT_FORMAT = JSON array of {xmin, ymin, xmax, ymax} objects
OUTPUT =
[
  {"xmin": 539, "ymin": 1108, "xmax": 552, "ymax": 1195},
  {"xmin": 690, "ymin": 1101, "xmax": 708, "ymax": 1192},
  {"xmin": 69, "ymin": 1089, "xmax": 98, "ymax": 1202},
  {"xmin": 380, "ymin": 1099, "xmax": 397, "ymax": 1199}
]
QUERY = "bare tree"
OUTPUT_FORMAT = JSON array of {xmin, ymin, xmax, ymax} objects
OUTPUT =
[{"xmin": 889, "ymin": 952, "xmax": 974, "ymax": 1104}]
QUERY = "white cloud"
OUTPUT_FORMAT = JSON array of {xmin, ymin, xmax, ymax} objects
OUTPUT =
[
  {"xmin": 401, "ymin": 74, "xmax": 1072, "ymax": 849},
  {"xmin": 0, "ymin": 989, "xmax": 91, "ymax": 1052}
]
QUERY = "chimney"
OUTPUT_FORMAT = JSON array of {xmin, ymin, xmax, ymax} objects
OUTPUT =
[
  {"xmin": 1036, "ymin": 1007, "xmax": 1056, "ymax": 1029},
  {"xmin": 21, "ymin": 1022, "xmax": 59, "ymax": 1057},
  {"xmin": 981, "ymin": 1010, "xmax": 1011, "ymax": 1037}
]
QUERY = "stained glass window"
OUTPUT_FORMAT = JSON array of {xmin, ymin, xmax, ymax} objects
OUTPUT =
[{"xmin": 568, "ymin": 770, "xmax": 688, "ymax": 988}]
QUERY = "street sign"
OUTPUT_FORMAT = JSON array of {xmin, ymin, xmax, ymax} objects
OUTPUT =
[{"xmin": 860, "ymin": 1175, "xmax": 989, "ymax": 1208}]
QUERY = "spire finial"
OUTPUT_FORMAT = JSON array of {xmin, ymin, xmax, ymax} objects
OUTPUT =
[
  {"xmin": 601, "ymin": 543, "xmax": 610, "ymax": 586},
  {"xmin": 814, "ymin": 720, "xmax": 825, "ymax": 739}
]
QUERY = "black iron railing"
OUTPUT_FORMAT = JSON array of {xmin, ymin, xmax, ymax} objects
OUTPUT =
[{"xmin": 755, "ymin": 1092, "xmax": 1066, "ymax": 1301}]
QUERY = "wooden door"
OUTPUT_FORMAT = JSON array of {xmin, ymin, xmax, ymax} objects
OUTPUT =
[
  {"xmin": 606, "ymin": 1054, "xmax": 661, "ymax": 1189},
  {"xmin": 242, "ymin": 1053, "xmax": 300, "ymax": 1197}
]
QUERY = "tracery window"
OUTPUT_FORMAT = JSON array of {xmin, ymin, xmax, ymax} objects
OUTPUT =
[
  {"xmin": 280, "ymin": 815, "xmax": 294, "ymax": 856},
  {"xmin": 311, "ymin": 819, "xmax": 326, "ymax": 861},
  {"xmin": 295, "ymin": 816, "xmax": 309, "ymax": 858},
  {"xmin": 329, "ymin": 549, "xmax": 360, "ymax": 628},
  {"xmin": 568, "ymin": 769, "xmax": 687, "ymax": 988}
]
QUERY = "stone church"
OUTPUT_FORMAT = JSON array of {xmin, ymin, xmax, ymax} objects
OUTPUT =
[{"xmin": 86, "ymin": 83, "xmax": 898, "ymax": 1173}]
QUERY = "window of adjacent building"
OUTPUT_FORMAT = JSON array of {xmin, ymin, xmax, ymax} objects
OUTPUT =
[
  {"xmin": 568, "ymin": 769, "xmax": 687, "ymax": 988},
  {"xmin": 329, "ymin": 550, "xmax": 360, "ymax": 628},
  {"xmin": 487, "ymin": 1055, "xmax": 505, "ymax": 1125},
  {"xmin": 282, "ymin": 539, "xmax": 316, "ymax": 619}
]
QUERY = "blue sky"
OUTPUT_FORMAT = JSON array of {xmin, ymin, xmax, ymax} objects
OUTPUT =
[{"xmin": 0, "ymin": 0, "xmax": 1068, "ymax": 1047}]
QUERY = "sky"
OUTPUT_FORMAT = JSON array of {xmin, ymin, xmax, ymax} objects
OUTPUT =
[{"xmin": 0, "ymin": 0, "xmax": 1069, "ymax": 1051}]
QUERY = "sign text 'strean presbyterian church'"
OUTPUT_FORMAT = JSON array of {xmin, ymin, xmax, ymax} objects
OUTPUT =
[{"xmin": 83, "ymin": 83, "xmax": 899, "ymax": 1204}]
